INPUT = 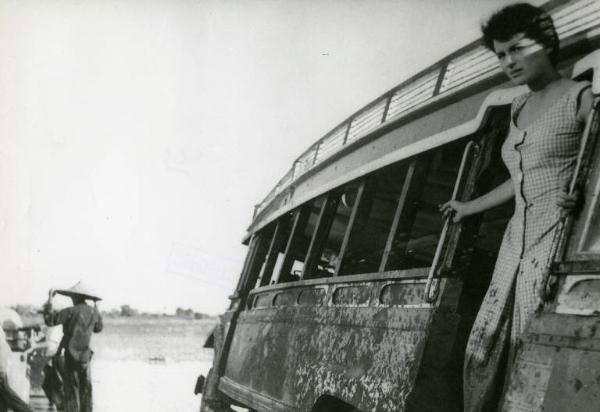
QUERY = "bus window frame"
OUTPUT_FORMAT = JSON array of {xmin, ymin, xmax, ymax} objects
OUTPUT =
[
  {"xmin": 379, "ymin": 159, "xmax": 418, "ymax": 271},
  {"xmin": 333, "ymin": 179, "xmax": 376, "ymax": 276},
  {"xmin": 564, "ymin": 114, "xmax": 600, "ymax": 261},
  {"xmin": 245, "ymin": 108, "xmax": 512, "ymax": 293},
  {"xmin": 258, "ymin": 215, "xmax": 292, "ymax": 287},
  {"xmin": 378, "ymin": 157, "xmax": 432, "ymax": 272},
  {"xmin": 274, "ymin": 204, "xmax": 312, "ymax": 283},
  {"xmin": 235, "ymin": 232, "xmax": 271, "ymax": 296},
  {"xmin": 301, "ymin": 192, "xmax": 341, "ymax": 280}
]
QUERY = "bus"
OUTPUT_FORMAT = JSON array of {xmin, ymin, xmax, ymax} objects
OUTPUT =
[{"xmin": 198, "ymin": 1, "xmax": 600, "ymax": 411}]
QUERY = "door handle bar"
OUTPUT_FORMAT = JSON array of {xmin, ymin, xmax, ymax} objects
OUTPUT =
[{"xmin": 424, "ymin": 140, "xmax": 478, "ymax": 303}]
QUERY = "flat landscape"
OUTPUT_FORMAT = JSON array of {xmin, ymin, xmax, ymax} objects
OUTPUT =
[
  {"xmin": 28, "ymin": 315, "xmax": 218, "ymax": 412},
  {"xmin": 94, "ymin": 316, "xmax": 216, "ymax": 412}
]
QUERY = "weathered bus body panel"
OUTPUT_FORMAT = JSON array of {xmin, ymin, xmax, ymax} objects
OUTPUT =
[
  {"xmin": 503, "ymin": 314, "xmax": 600, "ymax": 412},
  {"xmin": 221, "ymin": 271, "xmax": 434, "ymax": 411},
  {"xmin": 201, "ymin": 2, "xmax": 600, "ymax": 411}
]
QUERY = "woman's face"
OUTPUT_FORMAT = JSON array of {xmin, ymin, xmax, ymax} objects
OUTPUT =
[{"xmin": 493, "ymin": 33, "xmax": 552, "ymax": 85}]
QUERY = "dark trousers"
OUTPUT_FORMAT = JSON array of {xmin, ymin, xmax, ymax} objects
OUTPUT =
[
  {"xmin": 64, "ymin": 356, "xmax": 93, "ymax": 412},
  {"xmin": 0, "ymin": 374, "xmax": 33, "ymax": 412}
]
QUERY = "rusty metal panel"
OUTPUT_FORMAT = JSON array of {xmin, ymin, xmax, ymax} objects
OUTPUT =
[
  {"xmin": 502, "ymin": 314, "xmax": 600, "ymax": 412},
  {"xmin": 273, "ymin": 291, "xmax": 296, "ymax": 307},
  {"xmin": 201, "ymin": 312, "xmax": 236, "ymax": 411},
  {"xmin": 253, "ymin": 293, "xmax": 274, "ymax": 309},
  {"xmin": 331, "ymin": 284, "xmax": 372, "ymax": 306},
  {"xmin": 556, "ymin": 275, "xmax": 600, "ymax": 315},
  {"xmin": 380, "ymin": 283, "xmax": 425, "ymax": 306},
  {"xmin": 298, "ymin": 288, "xmax": 326, "ymax": 306},
  {"xmin": 223, "ymin": 282, "xmax": 434, "ymax": 411}
]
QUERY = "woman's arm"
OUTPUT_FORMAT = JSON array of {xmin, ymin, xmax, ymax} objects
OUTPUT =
[{"xmin": 439, "ymin": 179, "xmax": 514, "ymax": 222}]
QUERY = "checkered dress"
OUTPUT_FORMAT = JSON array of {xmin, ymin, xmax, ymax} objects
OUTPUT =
[{"xmin": 463, "ymin": 81, "xmax": 591, "ymax": 412}]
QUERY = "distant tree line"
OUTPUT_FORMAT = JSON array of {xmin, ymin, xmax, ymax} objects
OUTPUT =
[
  {"xmin": 10, "ymin": 304, "xmax": 213, "ymax": 320},
  {"xmin": 175, "ymin": 307, "xmax": 211, "ymax": 319}
]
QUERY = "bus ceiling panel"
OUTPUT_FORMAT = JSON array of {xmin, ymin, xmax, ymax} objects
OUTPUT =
[
  {"xmin": 441, "ymin": 63, "xmax": 502, "ymax": 95},
  {"xmin": 552, "ymin": 0, "xmax": 597, "ymax": 21},
  {"xmin": 439, "ymin": 47, "xmax": 500, "ymax": 94},
  {"xmin": 557, "ymin": 9, "xmax": 600, "ymax": 39},
  {"xmin": 294, "ymin": 145, "xmax": 320, "ymax": 178},
  {"xmin": 554, "ymin": 0, "xmax": 600, "ymax": 38},
  {"xmin": 386, "ymin": 87, "xmax": 437, "ymax": 121},
  {"xmin": 314, "ymin": 125, "xmax": 347, "ymax": 164},
  {"xmin": 248, "ymin": 87, "xmax": 525, "ymax": 236},
  {"xmin": 385, "ymin": 71, "xmax": 439, "ymax": 121},
  {"xmin": 346, "ymin": 99, "xmax": 388, "ymax": 144}
]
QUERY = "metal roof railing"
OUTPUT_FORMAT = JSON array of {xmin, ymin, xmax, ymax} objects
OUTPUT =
[{"xmin": 253, "ymin": 0, "xmax": 600, "ymax": 220}]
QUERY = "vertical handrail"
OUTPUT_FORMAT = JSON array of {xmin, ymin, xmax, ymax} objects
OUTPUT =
[
  {"xmin": 543, "ymin": 95, "xmax": 600, "ymax": 298},
  {"xmin": 424, "ymin": 140, "xmax": 478, "ymax": 303}
]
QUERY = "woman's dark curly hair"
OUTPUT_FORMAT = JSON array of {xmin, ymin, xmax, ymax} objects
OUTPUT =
[{"xmin": 481, "ymin": 3, "xmax": 559, "ymax": 64}]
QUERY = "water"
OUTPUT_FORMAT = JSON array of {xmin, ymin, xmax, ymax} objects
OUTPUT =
[{"xmin": 87, "ymin": 317, "xmax": 216, "ymax": 412}]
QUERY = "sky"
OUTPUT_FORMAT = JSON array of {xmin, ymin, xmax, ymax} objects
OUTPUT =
[{"xmin": 0, "ymin": 0, "xmax": 546, "ymax": 315}]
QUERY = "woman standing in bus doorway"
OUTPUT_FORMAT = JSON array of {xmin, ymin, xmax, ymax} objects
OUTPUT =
[{"xmin": 440, "ymin": 3, "xmax": 594, "ymax": 411}]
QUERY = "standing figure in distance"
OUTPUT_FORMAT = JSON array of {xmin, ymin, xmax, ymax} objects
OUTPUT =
[
  {"xmin": 43, "ymin": 282, "xmax": 103, "ymax": 412},
  {"xmin": 440, "ymin": 3, "xmax": 593, "ymax": 411}
]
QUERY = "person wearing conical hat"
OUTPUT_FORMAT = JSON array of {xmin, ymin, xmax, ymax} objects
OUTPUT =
[
  {"xmin": 0, "ymin": 327, "xmax": 34, "ymax": 412},
  {"xmin": 43, "ymin": 282, "xmax": 103, "ymax": 412}
]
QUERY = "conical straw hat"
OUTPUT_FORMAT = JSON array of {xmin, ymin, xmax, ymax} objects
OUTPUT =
[{"xmin": 55, "ymin": 281, "xmax": 102, "ymax": 301}]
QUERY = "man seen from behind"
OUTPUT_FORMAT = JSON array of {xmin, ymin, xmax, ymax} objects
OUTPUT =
[{"xmin": 43, "ymin": 282, "xmax": 103, "ymax": 412}]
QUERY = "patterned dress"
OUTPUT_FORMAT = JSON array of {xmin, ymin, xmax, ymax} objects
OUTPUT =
[{"xmin": 463, "ymin": 81, "xmax": 591, "ymax": 412}]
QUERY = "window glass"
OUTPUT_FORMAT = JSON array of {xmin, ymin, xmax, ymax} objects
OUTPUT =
[
  {"xmin": 274, "ymin": 198, "xmax": 324, "ymax": 283},
  {"xmin": 321, "ymin": 191, "xmax": 353, "ymax": 259},
  {"xmin": 579, "ymin": 175, "xmax": 600, "ymax": 253},
  {"xmin": 253, "ymin": 223, "xmax": 278, "ymax": 288},
  {"xmin": 336, "ymin": 163, "xmax": 408, "ymax": 275},
  {"xmin": 581, "ymin": 211, "xmax": 600, "ymax": 252},
  {"xmin": 310, "ymin": 184, "xmax": 359, "ymax": 277},
  {"xmin": 386, "ymin": 143, "xmax": 463, "ymax": 270}
]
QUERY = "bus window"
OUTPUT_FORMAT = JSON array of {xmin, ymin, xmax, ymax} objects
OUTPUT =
[
  {"xmin": 236, "ymin": 229, "xmax": 274, "ymax": 293},
  {"xmin": 302, "ymin": 184, "xmax": 360, "ymax": 279},
  {"xmin": 253, "ymin": 222, "xmax": 279, "ymax": 288},
  {"xmin": 578, "ymin": 175, "xmax": 600, "ymax": 253},
  {"xmin": 301, "ymin": 193, "xmax": 342, "ymax": 279},
  {"xmin": 385, "ymin": 142, "xmax": 464, "ymax": 270},
  {"xmin": 273, "ymin": 198, "xmax": 325, "ymax": 283},
  {"xmin": 334, "ymin": 162, "xmax": 409, "ymax": 275},
  {"xmin": 255, "ymin": 214, "xmax": 293, "ymax": 287}
]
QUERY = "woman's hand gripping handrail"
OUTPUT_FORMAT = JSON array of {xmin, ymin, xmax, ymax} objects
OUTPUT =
[{"xmin": 425, "ymin": 140, "xmax": 478, "ymax": 303}]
